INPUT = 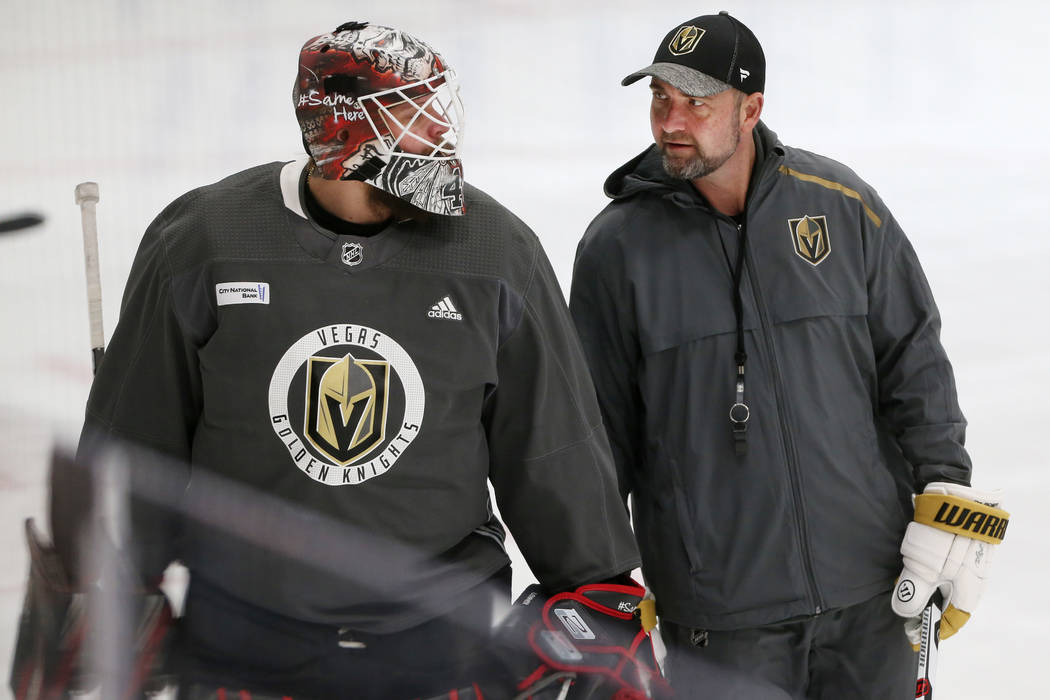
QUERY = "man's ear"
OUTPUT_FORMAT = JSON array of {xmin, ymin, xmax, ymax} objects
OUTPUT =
[{"xmin": 742, "ymin": 92, "xmax": 764, "ymax": 129}]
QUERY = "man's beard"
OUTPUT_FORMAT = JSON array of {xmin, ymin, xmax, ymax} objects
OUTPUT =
[{"xmin": 659, "ymin": 115, "xmax": 741, "ymax": 180}]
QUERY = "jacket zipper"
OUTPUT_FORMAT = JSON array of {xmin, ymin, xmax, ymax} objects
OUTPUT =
[{"xmin": 738, "ymin": 220, "xmax": 825, "ymax": 615}]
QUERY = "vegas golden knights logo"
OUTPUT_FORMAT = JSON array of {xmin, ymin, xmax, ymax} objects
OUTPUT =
[
  {"xmin": 668, "ymin": 26, "xmax": 705, "ymax": 56},
  {"xmin": 788, "ymin": 215, "xmax": 831, "ymax": 266},
  {"xmin": 305, "ymin": 353, "xmax": 390, "ymax": 465},
  {"xmin": 270, "ymin": 324, "xmax": 424, "ymax": 486}
]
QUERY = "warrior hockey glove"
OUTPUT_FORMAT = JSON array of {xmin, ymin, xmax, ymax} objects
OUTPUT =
[{"xmin": 891, "ymin": 481, "xmax": 1009, "ymax": 647}]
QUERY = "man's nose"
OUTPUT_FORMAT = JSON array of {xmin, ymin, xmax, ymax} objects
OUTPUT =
[
  {"xmin": 423, "ymin": 107, "xmax": 455, "ymax": 149},
  {"xmin": 424, "ymin": 112, "xmax": 449, "ymax": 140},
  {"xmin": 657, "ymin": 99, "xmax": 690, "ymax": 132}
]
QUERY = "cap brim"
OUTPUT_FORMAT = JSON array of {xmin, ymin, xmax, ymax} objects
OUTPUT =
[{"xmin": 621, "ymin": 62, "xmax": 730, "ymax": 97}]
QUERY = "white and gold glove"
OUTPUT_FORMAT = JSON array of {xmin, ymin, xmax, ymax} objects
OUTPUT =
[{"xmin": 891, "ymin": 481, "xmax": 1009, "ymax": 648}]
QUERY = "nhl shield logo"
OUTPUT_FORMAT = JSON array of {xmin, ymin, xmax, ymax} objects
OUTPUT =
[
  {"xmin": 341, "ymin": 241, "xmax": 363, "ymax": 266},
  {"xmin": 788, "ymin": 215, "xmax": 831, "ymax": 266},
  {"xmin": 668, "ymin": 26, "xmax": 705, "ymax": 56}
]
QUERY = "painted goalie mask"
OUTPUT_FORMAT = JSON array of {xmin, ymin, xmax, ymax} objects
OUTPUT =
[{"xmin": 293, "ymin": 21, "xmax": 465, "ymax": 216}]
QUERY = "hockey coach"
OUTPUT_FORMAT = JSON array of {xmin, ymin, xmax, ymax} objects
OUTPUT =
[{"xmin": 570, "ymin": 11, "xmax": 1007, "ymax": 699}]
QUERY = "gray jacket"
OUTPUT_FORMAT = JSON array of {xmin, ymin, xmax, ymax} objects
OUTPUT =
[{"xmin": 570, "ymin": 123, "xmax": 971, "ymax": 630}]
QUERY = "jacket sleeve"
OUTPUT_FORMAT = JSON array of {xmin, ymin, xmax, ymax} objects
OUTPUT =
[
  {"xmin": 69, "ymin": 207, "xmax": 201, "ymax": 581},
  {"xmin": 866, "ymin": 212, "xmax": 972, "ymax": 488},
  {"xmin": 484, "ymin": 241, "xmax": 640, "ymax": 593},
  {"xmin": 569, "ymin": 220, "xmax": 644, "ymax": 505}
]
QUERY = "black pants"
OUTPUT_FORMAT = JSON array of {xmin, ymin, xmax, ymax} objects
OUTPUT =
[
  {"xmin": 173, "ymin": 568, "xmax": 512, "ymax": 699},
  {"xmin": 661, "ymin": 592, "xmax": 917, "ymax": 700}
]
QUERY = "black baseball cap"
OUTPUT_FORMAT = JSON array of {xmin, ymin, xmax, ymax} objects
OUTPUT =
[{"xmin": 622, "ymin": 11, "xmax": 765, "ymax": 96}]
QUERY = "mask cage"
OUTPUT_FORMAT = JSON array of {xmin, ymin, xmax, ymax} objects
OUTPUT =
[{"xmin": 358, "ymin": 70, "xmax": 464, "ymax": 161}]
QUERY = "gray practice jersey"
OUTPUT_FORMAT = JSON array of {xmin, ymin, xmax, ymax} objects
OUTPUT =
[{"xmin": 78, "ymin": 158, "xmax": 639, "ymax": 632}]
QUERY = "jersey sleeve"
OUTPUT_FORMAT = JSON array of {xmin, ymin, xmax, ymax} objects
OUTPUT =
[
  {"xmin": 72, "ymin": 203, "xmax": 204, "ymax": 580},
  {"xmin": 865, "ymin": 211, "xmax": 972, "ymax": 488},
  {"xmin": 484, "ymin": 241, "xmax": 640, "ymax": 593}
]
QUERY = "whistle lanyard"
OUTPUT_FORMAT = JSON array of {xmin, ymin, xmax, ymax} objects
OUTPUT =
[{"xmin": 729, "ymin": 221, "xmax": 750, "ymax": 456}]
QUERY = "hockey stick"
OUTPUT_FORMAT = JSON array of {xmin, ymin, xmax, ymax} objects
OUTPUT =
[
  {"xmin": 73, "ymin": 183, "xmax": 147, "ymax": 693},
  {"xmin": 74, "ymin": 182, "xmax": 105, "ymax": 374},
  {"xmin": 0, "ymin": 212, "xmax": 44, "ymax": 234},
  {"xmin": 915, "ymin": 592, "xmax": 943, "ymax": 699}
]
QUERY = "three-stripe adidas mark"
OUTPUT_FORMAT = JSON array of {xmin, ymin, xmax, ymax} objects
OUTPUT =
[{"xmin": 427, "ymin": 295, "xmax": 463, "ymax": 321}]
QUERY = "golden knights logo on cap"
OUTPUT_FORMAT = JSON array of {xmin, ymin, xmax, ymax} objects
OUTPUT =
[
  {"xmin": 788, "ymin": 215, "xmax": 831, "ymax": 266},
  {"xmin": 668, "ymin": 25, "xmax": 705, "ymax": 55}
]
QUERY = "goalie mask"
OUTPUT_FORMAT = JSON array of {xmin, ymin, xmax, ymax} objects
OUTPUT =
[{"xmin": 293, "ymin": 21, "xmax": 465, "ymax": 216}]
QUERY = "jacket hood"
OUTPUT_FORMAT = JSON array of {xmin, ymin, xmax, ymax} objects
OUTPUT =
[{"xmin": 604, "ymin": 121, "xmax": 783, "ymax": 202}]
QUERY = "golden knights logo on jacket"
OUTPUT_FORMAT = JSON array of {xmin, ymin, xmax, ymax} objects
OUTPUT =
[
  {"xmin": 788, "ymin": 214, "xmax": 831, "ymax": 266},
  {"xmin": 268, "ymin": 323, "xmax": 425, "ymax": 485}
]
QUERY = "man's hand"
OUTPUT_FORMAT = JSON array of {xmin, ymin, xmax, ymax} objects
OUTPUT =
[{"xmin": 891, "ymin": 481, "xmax": 1009, "ymax": 647}]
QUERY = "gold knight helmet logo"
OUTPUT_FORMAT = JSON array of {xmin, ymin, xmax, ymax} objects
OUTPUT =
[
  {"xmin": 668, "ymin": 25, "xmax": 705, "ymax": 55},
  {"xmin": 305, "ymin": 353, "xmax": 390, "ymax": 465},
  {"xmin": 269, "ymin": 323, "xmax": 424, "ymax": 486},
  {"xmin": 788, "ymin": 215, "xmax": 831, "ymax": 266}
]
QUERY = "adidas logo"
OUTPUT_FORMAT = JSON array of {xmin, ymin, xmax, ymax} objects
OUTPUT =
[{"xmin": 428, "ymin": 295, "xmax": 463, "ymax": 321}]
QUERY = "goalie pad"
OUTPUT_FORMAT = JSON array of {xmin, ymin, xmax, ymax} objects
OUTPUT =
[
  {"xmin": 891, "ymin": 481, "xmax": 1009, "ymax": 646},
  {"xmin": 8, "ymin": 518, "xmax": 175, "ymax": 700},
  {"xmin": 500, "ymin": 582, "xmax": 670, "ymax": 699}
]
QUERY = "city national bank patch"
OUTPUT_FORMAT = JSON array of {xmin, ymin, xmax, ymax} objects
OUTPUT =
[{"xmin": 217, "ymin": 282, "xmax": 270, "ymax": 305}]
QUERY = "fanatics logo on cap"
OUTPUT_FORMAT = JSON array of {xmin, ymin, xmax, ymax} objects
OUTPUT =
[
  {"xmin": 788, "ymin": 215, "xmax": 831, "ymax": 266},
  {"xmin": 668, "ymin": 25, "xmax": 705, "ymax": 55}
]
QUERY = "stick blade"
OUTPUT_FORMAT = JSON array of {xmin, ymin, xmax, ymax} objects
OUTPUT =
[{"xmin": 0, "ymin": 212, "xmax": 45, "ymax": 234}]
